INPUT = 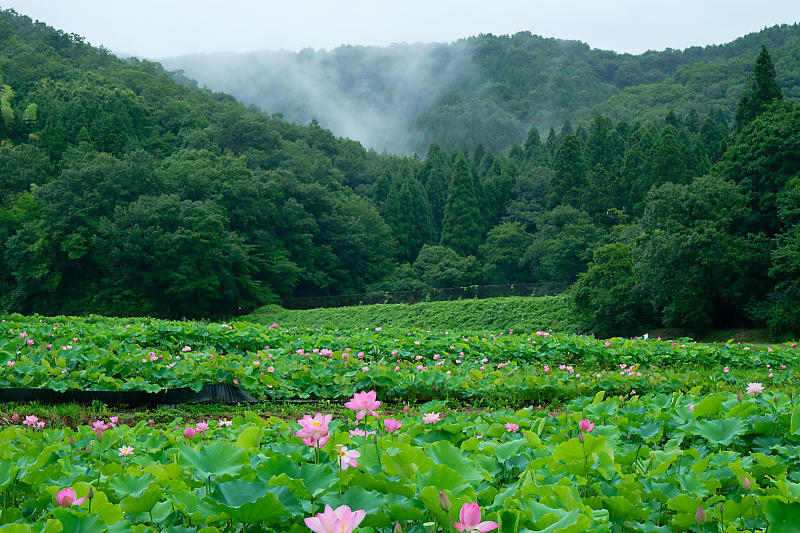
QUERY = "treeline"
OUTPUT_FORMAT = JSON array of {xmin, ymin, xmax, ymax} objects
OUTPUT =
[{"xmin": 1, "ymin": 10, "xmax": 799, "ymax": 338}]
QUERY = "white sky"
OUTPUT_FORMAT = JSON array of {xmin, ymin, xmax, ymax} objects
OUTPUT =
[{"xmin": 4, "ymin": 0, "xmax": 800, "ymax": 58}]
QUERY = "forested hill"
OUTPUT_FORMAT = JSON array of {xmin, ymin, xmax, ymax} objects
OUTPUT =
[
  {"xmin": 0, "ymin": 8, "xmax": 407, "ymax": 317},
  {"xmin": 161, "ymin": 23, "xmax": 800, "ymax": 154},
  {"xmin": 2, "ymin": 8, "xmax": 800, "ymax": 340}
]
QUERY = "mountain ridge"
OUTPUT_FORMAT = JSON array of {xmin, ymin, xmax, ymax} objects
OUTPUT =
[{"xmin": 159, "ymin": 23, "xmax": 800, "ymax": 154}]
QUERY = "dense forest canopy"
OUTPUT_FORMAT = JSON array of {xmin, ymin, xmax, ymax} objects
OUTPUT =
[
  {"xmin": 1, "ymin": 9, "xmax": 800, "ymax": 339},
  {"xmin": 161, "ymin": 24, "xmax": 800, "ymax": 154}
]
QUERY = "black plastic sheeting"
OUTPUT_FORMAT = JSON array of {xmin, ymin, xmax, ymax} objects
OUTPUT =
[{"xmin": 0, "ymin": 384, "xmax": 258, "ymax": 406}]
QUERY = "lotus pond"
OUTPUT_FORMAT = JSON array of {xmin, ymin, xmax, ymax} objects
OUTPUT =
[
  {"xmin": 2, "ymin": 390, "xmax": 800, "ymax": 532},
  {"xmin": 1, "ymin": 314, "xmax": 800, "ymax": 532},
  {"xmin": 0, "ymin": 315, "xmax": 797, "ymax": 404}
]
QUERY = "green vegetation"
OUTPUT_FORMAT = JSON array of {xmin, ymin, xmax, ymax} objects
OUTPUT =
[
  {"xmin": 1, "ymin": 8, "xmax": 800, "ymax": 340},
  {"xmin": 2, "ymin": 388, "xmax": 800, "ymax": 531},
  {"xmin": 248, "ymin": 295, "xmax": 577, "ymax": 333},
  {"xmin": 163, "ymin": 24, "xmax": 800, "ymax": 154}
]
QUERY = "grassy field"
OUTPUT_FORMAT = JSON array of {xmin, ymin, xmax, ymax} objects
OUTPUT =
[
  {"xmin": 246, "ymin": 295, "xmax": 775, "ymax": 343},
  {"xmin": 246, "ymin": 294, "xmax": 579, "ymax": 333}
]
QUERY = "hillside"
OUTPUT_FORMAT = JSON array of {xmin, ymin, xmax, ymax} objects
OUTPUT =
[
  {"xmin": 0, "ymin": 8, "xmax": 408, "ymax": 317},
  {"xmin": 2, "ymin": 8, "xmax": 800, "ymax": 340},
  {"xmin": 161, "ymin": 24, "xmax": 800, "ymax": 154}
]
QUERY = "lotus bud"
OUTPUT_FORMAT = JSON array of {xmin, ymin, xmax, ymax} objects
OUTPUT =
[
  {"xmin": 87, "ymin": 488, "xmax": 94, "ymax": 500},
  {"xmin": 439, "ymin": 489, "xmax": 451, "ymax": 512},
  {"xmin": 695, "ymin": 506, "xmax": 707, "ymax": 525},
  {"xmin": 737, "ymin": 391, "xmax": 742, "ymax": 402},
  {"xmin": 394, "ymin": 521, "xmax": 403, "ymax": 533},
  {"xmin": 742, "ymin": 476, "xmax": 751, "ymax": 490},
  {"xmin": 68, "ymin": 435, "xmax": 74, "ymax": 445}
]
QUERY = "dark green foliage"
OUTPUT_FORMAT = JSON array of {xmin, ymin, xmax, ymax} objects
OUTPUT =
[
  {"xmin": 479, "ymin": 222, "xmax": 533, "ymax": 284},
  {"xmin": 440, "ymin": 154, "xmax": 483, "ymax": 255},
  {"xmin": 523, "ymin": 123, "xmax": 550, "ymax": 165},
  {"xmin": 767, "ymin": 177, "xmax": 800, "ymax": 338},
  {"xmin": 383, "ymin": 169, "xmax": 434, "ymax": 262},
  {"xmin": 523, "ymin": 206, "xmax": 603, "ymax": 283},
  {"xmin": 571, "ymin": 243, "xmax": 648, "ymax": 337},
  {"xmin": 551, "ymin": 135, "xmax": 586, "ymax": 208},
  {"xmin": 735, "ymin": 45, "xmax": 783, "ymax": 129},
  {"xmin": 721, "ymin": 101, "xmax": 800, "ymax": 234},
  {"xmin": 634, "ymin": 176, "xmax": 769, "ymax": 332},
  {"xmin": 501, "ymin": 166, "xmax": 553, "ymax": 232},
  {"xmin": 411, "ymin": 245, "xmax": 480, "ymax": 288},
  {"xmin": 421, "ymin": 142, "xmax": 450, "ymax": 237}
]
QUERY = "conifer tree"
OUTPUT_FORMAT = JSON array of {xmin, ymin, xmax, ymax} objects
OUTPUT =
[
  {"xmin": 551, "ymin": 134, "xmax": 586, "ymax": 207},
  {"xmin": 422, "ymin": 142, "xmax": 449, "ymax": 238},
  {"xmin": 523, "ymin": 122, "xmax": 550, "ymax": 165},
  {"xmin": 384, "ymin": 167, "xmax": 434, "ymax": 262},
  {"xmin": 735, "ymin": 45, "xmax": 783, "ymax": 130},
  {"xmin": 440, "ymin": 153, "xmax": 482, "ymax": 255}
]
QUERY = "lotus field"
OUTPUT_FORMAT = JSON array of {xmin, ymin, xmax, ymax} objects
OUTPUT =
[{"xmin": 1, "ymin": 315, "xmax": 800, "ymax": 531}]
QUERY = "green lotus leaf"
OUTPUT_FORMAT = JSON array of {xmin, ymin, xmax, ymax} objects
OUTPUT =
[
  {"xmin": 178, "ymin": 441, "xmax": 247, "ymax": 479},
  {"xmin": 52, "ymin": 510, "xmax": 107, "ymax": 533},
  {"xmin": 107, "ymin": 474, "xmax": 156, "ymax": 496},
  {"xmin": 695, "ymin": 418, "xmax": 747, "ymax": 446},
  {"xmin": 120, "ymin": 486, "xmax": 162, "ymax": 515},
  {"xmin": 692, "ymin": 395, "xmax": 725, "ymax": 418},
  {"xmin": 418, "ymin": 464, "xmax": 474, "ymax": 498}
]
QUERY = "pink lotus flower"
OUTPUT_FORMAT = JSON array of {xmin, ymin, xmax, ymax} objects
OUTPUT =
[
  {"xmin": 6, "ymin": 360, "xmax": 14, "ymax": 367},
  {"xmin": 344, "ymin": 390, "xmax": 381, "ymax": 420},
  {"xmin": 453, "ymin": 502, "xmax": 499, "ymax": 532},
  {"xmin": 56, "ymin": 487, "xmax": 86, "ymax": 508},
  {"xmin": 217, "ymin": 419, "xmax": 232, "ymax": 427},
  {"xmin": 384, "ymin": 418, "xmax": 402, "ymax": 433},
  {"xmin": 337, "ymin": 445, "xmax": 361, "ymax": 470},
  {"xmin": 746, "ymin": 382, "xmax": 764, "ymax": 395},
  {"xmin": 11, "ymin": 413, "xmax": 19, "ymax": 422},
  {"xmin": 183, "ymin": 426, "xmax": 196, "ymax": 438},
  {"xmin": 578, "ymin": 419, "xmax": 595, "ymax": 433},
  {"xmin": 118, "ymin": 445, "xmax": 134, "ymax": 456},
  {"xmin": 296, "ymin": 412, "xmax": 332, "ymax": 447},
  {"xmin": 90, "ymin": 420, "xmax": 108, "ymax": 440},
  {"xmin": 195, "ymin": 422, "xmax": 209, "ymax": 433},
  {"xmin": 695, "ymin": 506, "xmax": 707, "ymax": 525},
  {"xmin": 269, "ymin": 322, "xmax": 279, "ymax": 329},
  {"xmin": 505, "ymin": 422, "xmax": 519, "ymax": 433},
  {"xmin": 305, "ymin": 504, "xmax": 366, "ymax": 533},
  {"xmin": 109, "ymin": 416, "xmax": 119, "ymax": 427},
  {"xmin": 422, "ymin": 412, "xmax": 441, "ymax": 424},
  {"xmin": 23, "ymin": 415, "xmax": 39, "ymax": 427}
]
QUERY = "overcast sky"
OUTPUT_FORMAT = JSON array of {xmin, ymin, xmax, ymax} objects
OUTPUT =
[{"xmin": 5, "ymin": 0, "xmax": 800, "ymax": 58}]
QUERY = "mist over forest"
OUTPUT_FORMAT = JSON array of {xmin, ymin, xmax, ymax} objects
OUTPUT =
[
  {"xmin": 160, "ymin": 25, "xmax": 800, "ymax": 154},
  {"xmin": 162, "ymin": 43, "xmax": 475, "ymax": 154}
]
